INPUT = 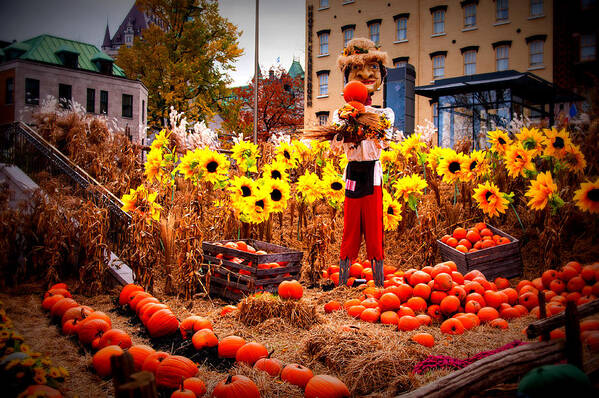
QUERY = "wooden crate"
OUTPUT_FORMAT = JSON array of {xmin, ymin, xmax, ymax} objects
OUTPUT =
[
  {"xmin": 201, "ymin": 239, "xmax": 303, "ymax": 301},
  {"xmin": 436, "ymin": 225, "xmax": 522, "ymax": 280}
]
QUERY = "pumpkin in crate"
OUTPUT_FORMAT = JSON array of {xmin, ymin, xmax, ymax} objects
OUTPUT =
[
  {"xmin": 304, "ymin": 374, "xmax": 350, "ymax": 398},
  {"xmin": 155, "ymin": 355, "xmax": 198, "ymax": 389},
  {"xmin": 147, "ymin": 309, "xmax": 179, "ymax": 338},
  {"xmin": 142, "ymin": 351, "xmax": 170, "ymax": 375},
  {"xmin": 218, "ymin": 335, "xmax": 246, "ymax": 358},
  {"xmin": 281, "ymin": 363, "xmax": 314, "ymax": 388},
  {"xmin": 92, "ymin": 345, "xmax": 124, "ymax": 377},
  {"xmin": 119, "ymin": 284, "xmax": 144, "ymax": 305},
  {"xmin": 212, "ymin": 375, "xmax": 259, "ymax": 398},
  {"xmin": 235, "ymin": 342, "xmax": 268, "ymax": 365},
  {"xmin": 278, "ymin": 280, "xmax": 303, "ymax": 299},
  {"xmin": 77, "ymin": 318, "xmax": 111, "ymax": 345},
  {"xmin": 179, "ymin": 315, "xmax": 212, "ymax": 339},
  {"xmin": 98, "ymin": 329, "xmax": 132, "ymax": 350},
  {"xmin": 127, "ymin": 345, "xmax": 156, "ymax": 372}
]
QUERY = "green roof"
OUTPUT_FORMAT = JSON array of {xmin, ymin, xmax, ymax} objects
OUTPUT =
[
  {"xmin": 7, "ymin": 34, "xmax": 125, "ymax": 77},
  {"xmin": 91, "ymin": 51, "xmax": 114, "ymax": 62},
  {"xmin": 288, "ymin": 60, "xmax": 304, "ymax": 79}
]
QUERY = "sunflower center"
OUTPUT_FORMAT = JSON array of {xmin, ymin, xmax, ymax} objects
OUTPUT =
[
  {"xmin": 498, "ymin": 137, "xmax": 506, "ymax": 145},
  {"xmin": 449, "ymin": 161, "xmax": 461, "ymax": 173},
  {"xmin": 485, "ymin": 191, "xmax": 493, "ymax": 201},
  {"xmin": 271, "ymin": 170, "xmax": 281, "ymax": 179},
  {"xmin": 284, "ymin": 150, "xmax": 291, "ymax": 160},
  {"xmin": 256, "ymin": 199, "xmax": 265, "ymax": 209},
  {"xmin": 553, "ymin": 137, "xmax": 565, "ymax": 149},
  {"xmin": 271, "ymin": 189, "xmax": 282, "ymax": 201},
  {"xmin": 206, "ymin": 161, "xmax": 218, "ymax": 172},
  {"xmin": 241, "ymin": 186, "xmax": 251, "ymax": 197},
  {"xmin": 523, "ymin": 139, "xmax": 535, "ymax": 150},
  {"xmin": 331, "ymin": 182, "xmax": 343, "ymax": 191},
  {"xmin": 387, "ymin": 206, "xmax": 394, "ymax": 215},
  {"xmin": 516, "ymin": 154, "xmax": 522, "ymax": 160},
  {"xmin": 470, "ymin": 160, "xmax": 477, "ymax": 171},
  {"xmin": 588, "ymin": 188, "xmax": 599, "ymax": 202}
]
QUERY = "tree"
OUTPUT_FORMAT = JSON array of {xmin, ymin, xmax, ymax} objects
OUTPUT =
[
  {"xmin": 233, "ymin": 66, "xmax": 304, "ymax": 141},
  {"xmin": 116, "ymin": 0, "xmax": 243, "ymax": 130}
]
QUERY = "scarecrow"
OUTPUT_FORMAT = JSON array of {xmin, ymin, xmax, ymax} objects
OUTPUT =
[{"xmin": 305, "ymin": 38, "xmax": 397, "ymax": 287}]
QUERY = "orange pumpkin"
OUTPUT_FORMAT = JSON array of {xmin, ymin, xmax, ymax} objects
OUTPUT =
[
  {"xmin": 254, "ymin": 357, "xmax": 283, "ymax": 377},
  {"xmin": 119, "ymin": 284, "xmax": 144, "ymax": 305},
  {"xmin": 179, "ymin": 315, "xmax": 212, "ymax": 339},
  {"xmin": 281, "ymin": 363, "xmax": 314, "ymax": 388},
  {"xmin": 42, "ymin": 294, "xmax": 65, "ymax": 311},
  {"xmin": 235, "ymin": 342, "xmax": 268, "ymax": 365},
  {"xmin": 50, "ymin": 297, "xmax": 79, "ymax": 319},
  {"xmin": 147, "ymin": 309, "xmax": 179, "ymax": 338},
  {"xmin": 304, "ymin": 374, "xmax": 350, "ymax": 398},
  {"xmin": 77, "ymin": 318, "xmax": 110, "ymax": 345},
  {"xmin": 20, "ymin": 385, "xmax": 63, "ymax": 398},
  {"xmin": 212, "ymin": 375, "xmax": 260, "ymax": 398},
  {"xmin": 155, "ymin": 355, "xmax": 198, "ymax": 389},
  {"xmin": 440, "ymin": 318, "xmax": 465, "ymax": 335},
  {"xmin": 98, "ymin": 329, "xmax": 132, "ymax": 350},
  {"xmin": 183, "ymin": 377, "xmax": 206, "ymax": 397},
  {"xmin": 142, "ymin": 351, "xmax": 170, "ymax": 375},
  {"xmin": 92, "ymin": 345, "xmax": 123, "ymax": 377},
  {"xmin": 127, "ymin": 345, "xmax": 156, "ymax": 372},
  {"xmin": 412, "ymin": 333, "xmax": 435, "ymax": 348},
  {"xmin": 278, "ymin": 280, "xmax": 303, "ymax": 299},
  {"xmin": 192, "ymin": 328, "xmax": 218, "ymax": 350},
  {"xmin": 218, "ymin": 335, "xmax": 246, "ymax": 358}
]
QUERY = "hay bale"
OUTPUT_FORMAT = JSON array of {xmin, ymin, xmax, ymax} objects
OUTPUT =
[{"xmin": 237, "ymin": 293, "xmax": 323, "ymax": 329}]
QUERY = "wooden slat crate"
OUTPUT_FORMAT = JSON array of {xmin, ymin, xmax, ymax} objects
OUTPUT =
[
  {"xmin": 436, "ymin": 225, "xmax": 522, "ymax": 280},
  {"xmin": 201, "ymin": 239, "xmax": 303, "ymax": 301}
]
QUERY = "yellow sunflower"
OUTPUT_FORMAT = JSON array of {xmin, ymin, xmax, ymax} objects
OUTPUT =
[
  {"xmin": 144, "ymin": 147, "xmax": 163, "ymax": 182},
  {"xmin": 262, "ymin": 160, "xmax": 289, "ymax": 181},
  {"xmin": 574, "ymin": 177, "xmax": 599, "ymax": 214},
  {"xmin": 543, "ymin": 127, "xmax": 572, "ymax": 159},
  {"xmin": 296, "ymin": 171, "xmax": 323, "ymax": 204},
  {"xmin": 120, "ymin": 185, "xmax": 162, "ymax": 222},
  {"xmin": 462, "ymin": 150, "xmax": 488, "ymax": 181},
  {"xmin": 231, "ymin": 140, "xmax": 260, "ymax": 173},
  {"xmin": 487, "ymin": 129, "xmax": 512, "ymax": 155},
  {"xmin": 515, "ymin": 127, "xmax": 546, "ymax": 157},
  {"xmin": 564, "ymin": 144, "xmax": 587, "ymax": 173},
  {"xmin": 437, "ymin": 150, "xmax": 467, "ymax": 184},
  {"xmin": 339, "ymin": 153, "xmax": 349, "ymax": 171},
  {"xmin": 228, "ymin": 176, "xmax": 257, "ymax": 205},
  {"xmin": 426, "ymin": 146, "xmax": 452, "ymax": 171},
  {"xmin": 383, "ymin": 197, "xmax": 402, "ymax": 231},
  {"xmin": 380, "ymin": 150, "xmax": 397, "ymax": 172},
  {"xmin": 399, "ymin": 133, "xmax": 426, "ymax": 160},
  {"xmin": 525, "ymin": 171, "xmax": 558, "ymax": 211},
  {"xmin": 151, "ymin": 129, "xmax": 170, "ymax": 150},
  {"xmin": 198, "ymin": 148, "xmax": 230, "ymax": 184},
  {"xmin": 260, "ymin": 178, "xmax": 291, "ymax": 213},
  {"xmin": 276, "ymin": 142, "xmax": 300, "ymax": 169},
  {"xmin": 176, "ymin": 149, "xmax": 201, "ymax": 180},
  {"xmin": 504, "ymin": 144, "xmax": 536, "ymax": 178},
  {"xmin": 292, "ymin": 139, "xmax": 311, "ymax": 158},
  {"xmin": 322, "ymin": 172, "xmax": 346, "ymax": 206},
  {"xmin": 472, "ymin": 181, "xmax": 509, "ymax": 218},
  {"xmin": 393, "ymin": 174, "xmax": 427, "ymax": 202},
  {"xmin": 242, "ymin": 191, "xmax": 272, "ymax": 224}
]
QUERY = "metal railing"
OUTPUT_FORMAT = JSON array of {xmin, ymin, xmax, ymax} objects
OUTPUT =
[{"xmin": 0, "ymin": 121, "xmax": 131, "ymax": 256}]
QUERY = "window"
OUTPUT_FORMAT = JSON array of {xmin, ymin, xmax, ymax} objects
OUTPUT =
[
  {"xmin": 317, "ymin": 112, "xmax": 329, "ymax": 125},
  {"xmin": 319, "ymin": 32, "xmax": 329, "ymax": 55},
  {"xmin": 529, "ymin": 40, "xmax": 544, "ymax": 67},
  {"xmin": 580, "ymin": 34, "xmax": 596, "ymax": 61},
  {"xmin": 496, "ymin": 45, "xmax": 509, "ymax": 71},
  {"xmin": 25, "ymin": 78, "xmax": 39, "ymax": 105},
  {"xmin": 122, "ymin": 94, "xmax": 133, "ymax": 118},
  {"xmin": 100, "ymin": 90, "xmax": 108, "ymax": 114},
  {"xmin": 433, "ymin": 55, "xmax": 445, "ymax": 79},
  {"xmin": 317, "ymin": 72, "xmax": 329, "ymax": 96},
  {"xmin": 530, "ymin": 0, "xmax": 543, "ymax": 16},
  {"xmin": 58, "ymin": 84, "xmax": 71, "ymax": 109},
  {"xmin": 87, "ymin": 88, "xmax": 95, "ymax": 113},
  {"xmin": 432, "ymin": 103, "xmax": 439, "ymax": 130},
  {"xmin": 343, "ymin": 27, "xmax": 354, "ymax": 47},
  {"xmin": 369, "ymin": 22, "xmax": 381, "ymax": 44},
  {"xmin": 464, "ymin": 51, "xmax": 476, "ymax": 75},
  {"xmin": 319, "ymin": 0, "xmax": 328, "ymax": 8},
  {"xmin": 433, "ymin": 10, "xmax": 445, "ymax": 34},
  {"xmin": 464, "ymin": 4, "xmax": 476, "ymax": 27},
  {"xmin": 142, "ymin": 100, "xmax": 145, "ymax": 123},
  {"xmin": 5, "ymin": 78, "xmax": 14, "ymax": 105},
  {"xmin": 496, "ymin": 0, "xmax": 509, "ymax": 21},
  {"xmin": 394, "ymin": 60, "xmax": 407, "ymax": 68},
  {"xmin": 396, "ymin": 17, "xmax": 407, "ymax": 41}
]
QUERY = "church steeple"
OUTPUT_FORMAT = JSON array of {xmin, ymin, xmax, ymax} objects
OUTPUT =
[{"xmin": 102, "ymin": 23, "xmax": 111, "ymax": 50}]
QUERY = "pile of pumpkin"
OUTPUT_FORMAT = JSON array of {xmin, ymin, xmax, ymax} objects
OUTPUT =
[
  {"xmin": 439, "ymin": 223, "xmax": 512, "ymax": 253},
  {"xmin": 322, "ymin": 260, "xmax": 599, "ymax": 348},
  {"xmin": 118, "ymin": 283, "xmax": 350, "ymax": 397}
]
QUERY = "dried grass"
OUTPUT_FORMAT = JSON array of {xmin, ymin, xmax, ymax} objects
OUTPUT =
[{"xmin": 237, "ymin": 294, "xmax": 323, "ymax": 330}]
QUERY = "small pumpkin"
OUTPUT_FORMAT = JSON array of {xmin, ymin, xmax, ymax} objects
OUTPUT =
[
  {"xmin": 142, "ymin": 351, "xmax": 170, "ymax": 375},
  {"xmin": 280, "ymin": 363, "xmax": 313, "ymax": 388},
  {"xmin": 77, "ymin": 318, "xmax": 111, "ymax": 345},
  {"xmin": 135, "ymin": 297, "xmax": 160, "ymax": 316},
  {"xmin": 212, "ymin": 375, "xmax": 259, "ymax": 398},
  {"xmin": 183, "ymin": 377, "xmax": 206, "ymax": 397},
  {"xmin": 171, "ymin": 381, "xmax": 195, "ymax": 398},
  {"xmin": 81, "ymin": 311, "xmax": 112, "ymax": 328},
  {"xmin": 278, "ymin": 280, "xmax": 303, "ymax": 299},
  {"xmin": 155, "ymin": 355, "xmax": 198, "ymax": 389},
  {"xmin": 180, "ymin": 315, "xmax": 213, "ymax": 340},
  {"xmin": 235, "ymin": 342, "xmax": 268, "ymax": 365},
  {"xmin": 49, "ymin": 282, "xmax": 68, "ymax": 290},
  {"xmin": 44, "ymin": 288, "xmax": 71, "ymax": 299},
  {"xmin": 191, "ymin": 329, "xmax": 218, "ymax": 350},
  {"xmin": 50, "ymin": 297, "xmax": 79, "ymax": 319},
  {"xmin": 119, "ymin": 284, "xmax": 144, "ymax": 306},
  {"xmin": 140, "ymin": 303, "xmax": 169, "ymax": 325},
  {"xmin": 217, "ymin": 335, "xmax": 246, "ymax": 359},
  {"xmin": 61, "ymin": 306, "xmax": 93, "ymax": 326},
  {"xmin": 147, "ymin": 309, "xmax": 179, "ymax": 338},
  {"xmin": 304, "ymin": 374, "xmax": 350, "ymax": 398},
  {"xmin": 42, "ymin": 294, "xmax": 64, "ymax": 311},
  {"xmin": 62, "ymin": 318, "xmax": 79, "ymax": 336},
  {"xmin": 254, "ymin": 356, "xmax": 283, "ymax": 377},
  {"xmin": 129, "ymin": 291, "xmax": 153, "ymax": 311},
  {"xmin": 92, "ymin": 345, "xmax": 123, "ymax": 377},
  {"xmin": 220, "ymin": 305, "xmax": 238, "ymax": 316},
  {"xmin": 98, "ymin": 329, "xmax": 132, "ymax": 350},
  {"xmin": 127, "ymin": 345, "xmax": 156, "ymax": 371}
]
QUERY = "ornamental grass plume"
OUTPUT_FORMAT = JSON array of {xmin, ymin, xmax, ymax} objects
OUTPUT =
[
  {"xmin": 573, "ymin": 177, "xmax": 599, "ymax": 214},
  {"xmin": 472, "ymin": 181, "xmax": 509, "ymax": 218}
]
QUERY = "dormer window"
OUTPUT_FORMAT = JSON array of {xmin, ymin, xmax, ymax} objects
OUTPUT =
[
  {"xmin": 5, "ymin": 42, "xmax": 30, "ymax": 60},
  {"xmin": 91, "ymin": 51, "xmax": 114, "ymax": 75},
  {"xmin": 55, "ymin": 45, "xmax": 79, "ymax": 69}
]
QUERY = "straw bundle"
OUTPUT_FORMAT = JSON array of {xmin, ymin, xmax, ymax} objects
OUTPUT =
[{"xmin": 237, "ymin": 293, "xmax": 323, "ymax": 329}]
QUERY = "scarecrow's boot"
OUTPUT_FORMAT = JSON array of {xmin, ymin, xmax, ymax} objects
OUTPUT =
[
  {"xmin": 338, "ymin": 258, "xmax": 351, "ymax": 287},
  {"xmin": 373, "ymin": 259, "xmax": 385, "ymax": 287}
]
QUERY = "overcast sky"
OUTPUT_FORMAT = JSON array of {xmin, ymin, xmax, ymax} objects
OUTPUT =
[{"xmin": 0, "ymin": 0, "xmax": 305, "ymax": 87}]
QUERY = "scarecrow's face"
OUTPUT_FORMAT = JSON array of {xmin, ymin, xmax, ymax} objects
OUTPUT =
[{"xmin": 348, "ymin": 62, "xmax": 382, "ymax": 94}]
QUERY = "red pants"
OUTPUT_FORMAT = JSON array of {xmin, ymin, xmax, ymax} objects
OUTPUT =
[{"xmin": 340, "ymin": 186, "xmax": 384, "ymax": 261}]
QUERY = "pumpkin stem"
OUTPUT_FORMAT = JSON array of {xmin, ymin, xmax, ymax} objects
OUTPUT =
[
  {"xmin": 180, "ymin": 376, "xmax": 185, "ymax": 391},
  {"xmin": 267, "ymin": 349, "xmax": 275, "ymax": 358},
  {"xmin": 225, "ymin": 374, "xmax": 233, "ymax": 384}
]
